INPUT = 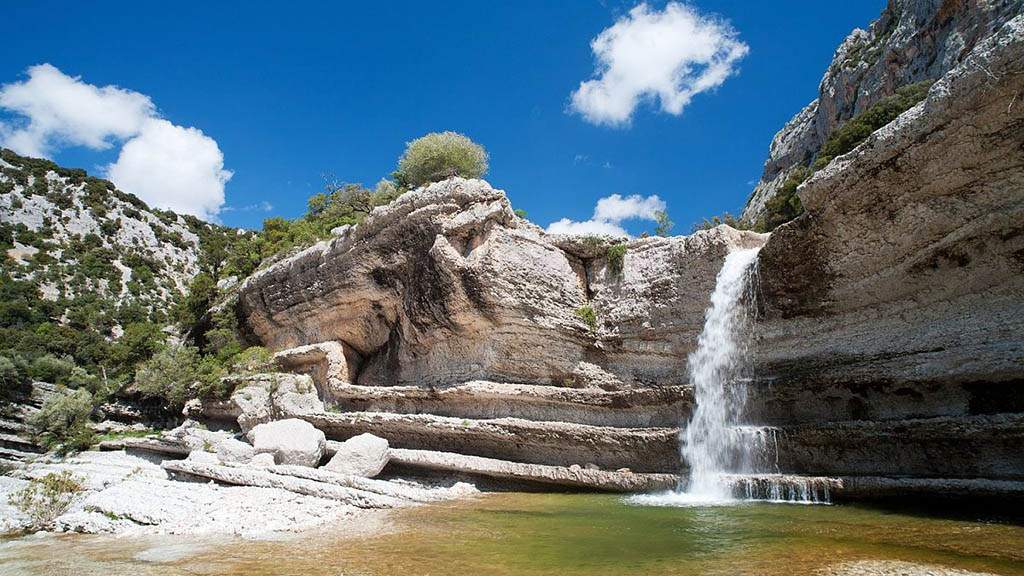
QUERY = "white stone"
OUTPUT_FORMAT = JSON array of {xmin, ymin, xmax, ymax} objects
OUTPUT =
[
  {"xmin": 249, "ymin": 419, "xmax": 326, "ymax": 468},
  {"xmin": 324, "ymin": 433, "xmax": 390, "ymax": 478}
]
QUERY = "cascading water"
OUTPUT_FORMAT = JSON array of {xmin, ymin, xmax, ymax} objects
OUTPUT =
[
  {"xmin": 680, "ymin": 247, "xmax": 762, "ymax": 501},
  {"xmin": 628, "ymin": 246, "xmax": 832, "ymax": 507}
]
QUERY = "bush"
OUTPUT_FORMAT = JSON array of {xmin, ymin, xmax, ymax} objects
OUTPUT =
[
  {"xmin": 514, "ymin": 209, "xmax": 528, "ymax": 219},
  {"xmin": 653, "ymin": 210, "xmax": 674, "ymax": 237},
  {"xmin": 8, "ymin": 471, "xmax": 84, "ymax": 532},
  {"xmin": 394, "ymin": 131, "xmax": 488, "ymax": 188},
  {"xmin": 133, "ymin": 345, "xmax": 201, "ymax": 408},
  {"xmin": 29, "ymin": 354, "xmax": 76, "ymax": 384},
  {"xmin": 29, "ymin": 387, "xmax": 95, "ymax": 451},
  {"xmin": 759, "ymin": 167, "xmax": 808, "ymax": 232},
  {"xmin": 574, "ymin": 306, "xmax": 597, "ymax": 331},
  {"xmin": 606, "ymin": 244, "xmax": 627, "ymax": 278}
]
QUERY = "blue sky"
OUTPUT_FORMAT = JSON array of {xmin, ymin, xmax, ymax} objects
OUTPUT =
[{"xmin": 0, "ymin": 1, "xmax": 886, "ymax": 234}]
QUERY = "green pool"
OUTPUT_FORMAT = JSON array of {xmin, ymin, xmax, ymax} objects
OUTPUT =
[{"xmin": 3, "ymin": 493, "xmax": 1023, "ymax": 575}]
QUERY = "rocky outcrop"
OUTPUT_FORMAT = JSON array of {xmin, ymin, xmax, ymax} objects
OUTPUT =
[
  {"xmin": 220, "ymin": 11, "xmax": 1024, "ymax": 499},
  {"xmin": 236, "ymin": 180, "xmax": 765, "ymax": 389},
  {"xmin": 749, "ymin": 15, "xmax": 1024, "ymax": 488},
  {"xmin": 231, "ymin": 179, "xmax": 763, "ymax": 488},
  {"xmin": 743, "ymin": 0, "xmax": 1022, "ymax": 222}
]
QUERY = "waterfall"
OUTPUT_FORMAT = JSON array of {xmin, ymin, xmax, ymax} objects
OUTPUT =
[
  {"xmin": 680, "ymin": 247, "xmax": 761, "ymax": 501},
  {"xmin": 628, "ymin": 246, "xmax": 833, "ymax": 507}
]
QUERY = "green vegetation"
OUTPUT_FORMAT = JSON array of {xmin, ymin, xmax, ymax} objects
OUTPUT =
[
  {"xmin": 606, "ymin": 244, "xmax": 627, "ymax": 278},
  {"xmin": 690, "ymin": 212, "xmax": 757, "ymax": 233},
  {"xmin": 514, "ymin": 209, "xmax": 528, "ymax": 219},
  {"xmin": 7, "ymin": 471, "xmax": 83, "ymax": 532},
  {"xmin": 653, "ymin": 210, "xmax": 674, "ymax": 237},
  {"xmin": 748, "ymin": 79, "xmax": 936, "ymax": 232},
  {"xmin": 394, "ymin": 131, "xmax": 488, "ymax": 189},
  {"xmin": 812, "ymin": 80, "xmax": 934, "ymax": 172},
  {"xmin": 29, "ymin": 388, "xmax": 96, "ymax": 453},
  {"xmin": 574, "ymin": 306, "xmax": 597, "ymax": 331}
]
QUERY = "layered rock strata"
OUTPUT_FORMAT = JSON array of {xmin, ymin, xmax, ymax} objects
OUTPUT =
[{"xmin": 749, "ymin": 15, "xmax": 1024, "ymax": 492}]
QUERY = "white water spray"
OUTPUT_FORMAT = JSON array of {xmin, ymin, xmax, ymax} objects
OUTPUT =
[
  {"xmin": 628, "ymin": 245, "xmax": 833, "ymax": 507},
  {"xmin": 680, "ymin": 247, "xmax": 761, "ymax": 501}
]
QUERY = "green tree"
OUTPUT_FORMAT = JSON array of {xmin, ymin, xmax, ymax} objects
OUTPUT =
[
  {"xmin": 394, "ymin": 131, "xmax": 488, "ymax": 188},
  {"xmin": 133, "ymin": 345, "xmax": 202, "ymax": 409},
  {"xmin": 29, "ymin": 387, "xmax": 95, "ymax": 451}
]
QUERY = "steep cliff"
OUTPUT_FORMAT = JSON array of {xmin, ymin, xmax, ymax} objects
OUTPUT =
[
  {"xmin": 749, "ymin": 13, "xmax": 1024, "ymax": 484},
  {"xmin": 743, "ymin": 0, "xmax": 1022, "ymax": 223}
]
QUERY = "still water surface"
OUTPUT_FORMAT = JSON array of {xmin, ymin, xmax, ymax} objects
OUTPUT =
[{"xmin": 2, "ymin": 493, "xmax": 1023, "ymax": 575}]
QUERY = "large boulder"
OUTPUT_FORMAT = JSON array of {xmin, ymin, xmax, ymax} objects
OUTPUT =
[
  {"xmin": 249, "ymin": 419, "xmax": 326, "ymax": 468},
  {"xmin": 324, "ymin": 433, "xmax": 390, "ymax": 477}
]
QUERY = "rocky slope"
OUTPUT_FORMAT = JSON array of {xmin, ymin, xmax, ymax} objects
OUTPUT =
[
  {"xmin": 0, "ymin": 148, "xmax": 238, "ymax": 317},
  {"xmin": 743, "ymin": 0, "xmax": 1022, "ymax": 222}
]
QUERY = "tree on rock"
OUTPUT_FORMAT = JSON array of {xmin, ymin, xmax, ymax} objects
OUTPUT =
[{"xmin": 394, "ymin": 131, "xmax": 489, "ymax": 189}]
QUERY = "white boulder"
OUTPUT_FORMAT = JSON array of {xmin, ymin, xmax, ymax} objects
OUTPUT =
[
  {"xmin": 324, "ymin": 433, "xmax": 390, "ymax": 477},
  {"xmin": 249, "ymin": 419, "xmax": 326, "ymax": 468}
]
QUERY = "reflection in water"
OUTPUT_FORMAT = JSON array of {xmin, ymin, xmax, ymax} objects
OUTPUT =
[{"xmin": 2, "ymin": 493, "xmax": 1023, "ymax": 576}]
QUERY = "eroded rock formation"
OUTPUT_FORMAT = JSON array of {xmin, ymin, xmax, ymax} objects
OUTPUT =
[
  {"xmin": 222, "ymin": 12, "xmax": 1024, "ymax": 499},
  {"xmin": 750, "ymin": 14, "xmax": 1024, "ymax": 486},
  {"xmin": 743, "ymin": 0, "xmax": 1022, "ymax": 222}
]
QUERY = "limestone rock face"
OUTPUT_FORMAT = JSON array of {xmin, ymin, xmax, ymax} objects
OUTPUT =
[
  {"xmin": 743, "ymin": 0, "xmax": 1022, "ymax": 222},
  {"xmin": 236, "ymin": 178, "xmax": 765, "ymax": 389},
  {"xmin": 748, "ymin": 15, "xmax": 1024, "ymax": 482},
  {"xmin": 249, "ymin": 418, "xmax": 326, "ymax": 467},
  {"xmin": 324, "ymin": 433, "xmax": 390, "ymax": 477}
]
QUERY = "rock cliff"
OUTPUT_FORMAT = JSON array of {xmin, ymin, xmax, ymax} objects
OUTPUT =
[
  {"xmin": 750, "ymin": 13, "xmax": 1024, "ymax": 485},
  {"xmin": 743, "ymin": 0, "xmax": 1022, "ymax": 222}
]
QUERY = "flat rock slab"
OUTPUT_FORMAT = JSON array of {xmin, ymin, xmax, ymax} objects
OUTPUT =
[
  {"xmin": 161, "ymin": 459, "xmax": 403, "ymax": 509},
  {"xmin": 389, "ymin": 448, "xmax": 678, "ymax": 492}
]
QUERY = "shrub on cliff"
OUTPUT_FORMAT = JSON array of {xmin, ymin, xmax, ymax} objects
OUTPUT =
[
  {"xmin": 759, "ymin": 168, "xmax": 809, "ymax": 232},
  {"xmin": 606, "ymin": 243, "xmax": 627, "ymax": 278},
  {"xmin": 812, "ymin": 80, "xmax": 934, "ymax": 172},
  {"xmin": 394, "ymin": 131, "xmax": 489, "ymax": 188}
]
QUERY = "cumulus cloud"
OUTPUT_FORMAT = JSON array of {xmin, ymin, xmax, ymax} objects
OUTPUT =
[
  {"xmin": 546, "ymin": 193, "xmax": 666, "ymax": 237},
  {"xmin": 107, "ymin": 119, "xmax": 232, "ymax": 221},
  {"xmin": 0, "ymin": 64, "xmax": 230, "ymax": 220},
  {"xmin": 570, "ymin": 2, "xmax": 748, "ymax": 127}
]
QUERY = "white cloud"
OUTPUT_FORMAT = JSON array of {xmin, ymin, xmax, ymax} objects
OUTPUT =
[
  {"xmin": 570, "ymin": 2, "xmax": 748, "ymax": 127},
  {"xmin": 223, "ymin": 200, "xmax": 274, "ymax": 213},
  {"xmin": 0, "ymin": 64, "xmax": 154, "ymax": 157},
  {"xmin": 0, "ymin": 64, "xmax": 230, "ymax": 220},
  {"xmin": 546, "ymin": 193, "xmax": 666, "ymax": 237},
  {"xmin": 107, "ymin": 119, "xmax": 232, "ymax": 221},
  {"xmin": 546, "ymin": 218, "xmax": 629, "ymax": 237},
  {"xmin": 594, "ymin": 193, "xmax": 665, "ymax": 221}
]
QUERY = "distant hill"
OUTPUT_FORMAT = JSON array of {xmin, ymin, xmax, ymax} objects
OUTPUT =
[{"xmin": 0, "ymin": 148, "xmax": 249, "ymax": 390}]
